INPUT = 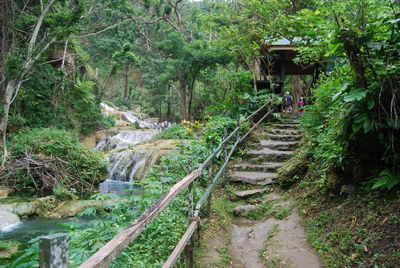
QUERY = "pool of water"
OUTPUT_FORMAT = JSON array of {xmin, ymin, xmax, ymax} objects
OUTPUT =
[{"xmin": 0, "ymin": 216, "xmax": 95, "ymax": 243}]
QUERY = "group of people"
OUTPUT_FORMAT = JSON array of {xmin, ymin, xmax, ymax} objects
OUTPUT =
[
  {"xmin": 282, "ymin": 92, "xmax": 309, "ymax": 113},
  {"xmin": 152, "ymin": 121, "xmax": 172, "ymax": 131}
]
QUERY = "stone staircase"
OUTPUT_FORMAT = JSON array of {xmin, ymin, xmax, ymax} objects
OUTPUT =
[
  {"xmin": 229, "ymin": 116, "xmax": 300, "ymax": 200},
  {"xmin": 200, "ymin": 115, "xmax": 323, "ymax": 268}
]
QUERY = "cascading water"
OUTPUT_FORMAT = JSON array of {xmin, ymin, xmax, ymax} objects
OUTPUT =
[
  {"xmin": 121, "ymin": 111, "xmax": 153, "ymax": 128},
  {"xmin": 95, "ymin": 130, "xmax": 156, "ymax": 151},
  {"xmin": 96, "ymin": 130, "xmax": 156, "ymax": 196}
]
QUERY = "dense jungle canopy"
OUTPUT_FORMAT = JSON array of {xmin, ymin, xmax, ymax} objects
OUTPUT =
[{"xmin": 0, "ymin": 0, "xmax": 399, "ymax": 267}]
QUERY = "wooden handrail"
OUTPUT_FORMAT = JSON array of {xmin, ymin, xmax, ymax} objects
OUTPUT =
[
  {"xmin": 78, "ymin": 99, "xmax": 275, "ymax": 268},
  {"xmin": 162, "ymin": 218, "xmax": 200, "ymax": 268},
  {"xmin": 79, "ymin": 170, "xmax": 202, "ymax": 268}
]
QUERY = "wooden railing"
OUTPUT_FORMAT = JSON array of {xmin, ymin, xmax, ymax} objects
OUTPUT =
[{"xmin": 64, "ymin": 100, "xmax": 275, "ymax": 268}]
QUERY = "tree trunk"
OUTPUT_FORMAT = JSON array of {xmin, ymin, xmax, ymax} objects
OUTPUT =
[
  {"xmin": 124, "ymin": 63, "xmax": 129, "ymax": 101},
  {"xmin": 0, "ymin": 80, "xmax": 16, "ymax": 163},
  {"xmin": 292, "ymin": 75, "xmax": 303, "ymax": 111},
  {"xmin": 178, "ymin": 73, "xmax": 187, "ymax": 121},
  {"xmin": 340, "ymin": 31, "xmax": 367, "ymax": 89},
  {"xmin": 187, "ymin": 72, "xmax": 197, "ymax": 121},
  {"xmin": 166, "ymin": 84, "xmax": 172, "ymax": 121}
]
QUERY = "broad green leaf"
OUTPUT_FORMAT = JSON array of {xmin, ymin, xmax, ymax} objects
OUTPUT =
[
  {"xmin": 352, "ymin": 121, "xmax": 363, "ymax": 132},
  {"xmin": 344, "ymin": 89, "xmax": 366, "ymax": 102},
  {"xmin": 363, "ymin": 119, "xmax": 373, "ymax": 133},
  {"xmin": 332, "ymin": 82, "xmax": 350, "ymax": 101},
  {"xmin": 367, "ymin": 98, "xmax": 375, "ymax": 110}
]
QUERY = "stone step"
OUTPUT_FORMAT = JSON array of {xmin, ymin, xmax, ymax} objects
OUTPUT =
[
  {"xmin": 249, "ymin": 140, "xmax": 299, "ymax": 151},
  {"xmin": 265, "ymin": 133, "xmax": 301, "ymax": 141},
  {"xmin": 260, "ymin": 140, "xmax": 299, "ymax": 148},
  {"xmin": 273, "ymin": 123, "xmax": 300, "ymax": 128},
  {"xmin": 232, "ymin": 189, "xmax": 266, "ymax": 198},
  {"xmin": 246, "ymin": 148, "xmax": 294, "ymax": 162},
  {"xmin": 232, "ymin": 162, "xmax": 284, "ymax": 172},
  {"xmin": 267, "ymin": 128, "xmax": 301, "ymax": 135},
  {"xmin": 231, "ymin": 171, "xmax": 278, "ymax": 185},
  {"xmin": 279, "ymin": 118, "xmax": 300, "ymax": 123}
]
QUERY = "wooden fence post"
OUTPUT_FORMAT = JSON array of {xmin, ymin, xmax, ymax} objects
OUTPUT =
[{"xmin": 39, "ymin": 233, "xmax": 68, "ymax": 268}]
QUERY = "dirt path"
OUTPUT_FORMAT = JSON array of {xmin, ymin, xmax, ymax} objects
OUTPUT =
[{"xmin": 199, "ymin": 115, "xmax": 322, "ymax": 268}]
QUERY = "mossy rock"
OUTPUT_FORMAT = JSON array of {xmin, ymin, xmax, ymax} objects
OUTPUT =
[{"xmin": 277, "ymin": 149, "xmax": 309, "ymax": 188}]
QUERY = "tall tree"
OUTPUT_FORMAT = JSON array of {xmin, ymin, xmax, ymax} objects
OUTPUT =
[{"xmin": 0, "ymin": 0, "xmax": 86, "ymax": 164}]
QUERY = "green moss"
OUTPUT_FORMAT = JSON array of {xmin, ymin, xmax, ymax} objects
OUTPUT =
[{"xmin": 277, "ymin": 148, "xmax": 309, "ymax": 188}]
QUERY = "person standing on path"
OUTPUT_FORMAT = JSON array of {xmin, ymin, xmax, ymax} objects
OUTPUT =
[{"xmin": 283, "ymin": 92, "xmax": 293, "ymax": 112}]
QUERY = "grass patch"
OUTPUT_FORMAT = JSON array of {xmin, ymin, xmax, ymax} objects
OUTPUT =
[{"xmin": 196, "ymin": 189, "xmax": 235, "ymax": 267}]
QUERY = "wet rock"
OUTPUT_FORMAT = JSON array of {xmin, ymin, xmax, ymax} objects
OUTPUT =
[
  {"xmin": 0, "ymin": 202, "xmax": 38, "ymax": 216},
  {"xmin": 50, "ymin": 200, "xmax": 101, "ymax": 217}
]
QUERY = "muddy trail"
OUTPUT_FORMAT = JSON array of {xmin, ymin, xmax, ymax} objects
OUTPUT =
[{"xmin": 199, "ymin": 115, "xmax": 322, "ymax": 268}]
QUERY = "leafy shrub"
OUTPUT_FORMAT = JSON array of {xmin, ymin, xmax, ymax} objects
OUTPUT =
[
  {"xmin": 154, "ymin": 124, "xmax": 190, "ymax": 139},
  {"xmin": 1, "ymin": 128, "xmax": 108, "ymax": 197},
  {"xmin": 103, "ymin": 114, "xmax": 116, "ymax": 129}
]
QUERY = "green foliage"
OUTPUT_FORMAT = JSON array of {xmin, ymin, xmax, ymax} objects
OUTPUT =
[
  {"xmin": 370, "ymin": 170, "xmax": 400, "ymax": 191},
  {"xmin": 1, "ymin": 128, "xmax": 108, "ymax": 196},
  {"xmin": 297, "ymin": 0, "xmax": 400, "ymax": 192},
  {"xmin": 154, "ymin": 124, "xmax": 190, "ymax": 139},
  {"xmin": 69, "ymin": 80, "xmax": 111, "ymax": 134}
]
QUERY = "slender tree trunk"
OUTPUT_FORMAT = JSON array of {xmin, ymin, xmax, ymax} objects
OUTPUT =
[
  {"xmin": 0, "ymin": 80, "xmax": 16, "ymax": 162},
  {"xmin": 166, "ymin": 84, "xmax": 172, "ymax": 121},
  {"xmin": 187, "ymin": 72, "xmax": 197, "ymax": 121},
  {"xmin": 178, "ymin": 74, "xmax": 187, "ymax": 121},
  {"xmin": 124, "ymin": 63, "xmax": 129, "ymax": 101}
]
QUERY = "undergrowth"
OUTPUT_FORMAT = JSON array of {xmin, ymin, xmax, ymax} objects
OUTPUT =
[{"xmin": 288, "ymin": 170, "xmax": 400, "ymax": 268}]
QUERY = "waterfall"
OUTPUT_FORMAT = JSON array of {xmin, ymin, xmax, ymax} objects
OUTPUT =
[
  {"xmin": 95, "ymin": 130, "xmax": 156, "ymax": 151},
  {"xmin": 96, "ymin": 130, "xmax": 156, "ymax": 196},
  {"xmin": 106, "ymin": 150, "xmax": 151, "ymax": 182},
  {"xmin": 121, "ymin": 111, "xmax": 153, "ymax": 128}
]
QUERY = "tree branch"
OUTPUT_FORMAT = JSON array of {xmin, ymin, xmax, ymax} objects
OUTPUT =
[{"xmin": 28, "ymin": 0, "xmax": 56, "ymax": 54}]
